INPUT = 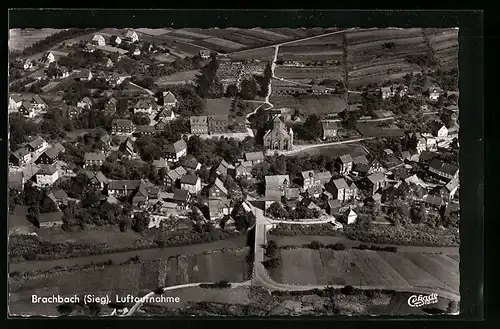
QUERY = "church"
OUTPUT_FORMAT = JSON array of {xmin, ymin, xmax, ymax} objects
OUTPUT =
[{"xmin": 263, "ymin": 116, "xmax": 294, "ymax": 151}]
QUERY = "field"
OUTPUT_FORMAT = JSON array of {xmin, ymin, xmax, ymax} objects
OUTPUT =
[
  {"xmin": 277, "ymin": 33, "xmax": 344, "ymax": 62},
  {"xmin": 269, "ymin": 95, "xmax": 347, "ymax": 116},
  {"xmin": 356, "ymin": 121, "xmax": 405, "ymax": 137},
  {"xmin": 228, "ymin": 47, "xmax": 276, "ymax": 61},
  {"xmin": 425, "ymin": 28, "xmax": 459, "ymax": 70},
  {"xmin": 9, "ymin": 28, "xmax": 61, "ymax": 51},
  {"xmin": 274, "ymin": 66, "xmax": 344, "ymax": 82},
  {"xmin": 345, "ymin": 28, "xmax": 430, "ymax": 87},
  {"xmin": 271, "ymin": 249, "xmax": 459, "ymax": 295},
  {"xmin": 295, "ymin": 142, "xmax": 367, "ymax": 158},
  {"xmin": 203, "ymin": 98, "xmax": 233, "ymax": 115},
  {"xmin": 155, "ymin": 70, "xmax": 200, "ymax": 86}
]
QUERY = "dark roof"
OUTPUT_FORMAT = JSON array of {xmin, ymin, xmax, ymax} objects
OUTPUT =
[
  {"xmin": 353, "ymin": 163, "xmax": 370, "ymax": 175},
  {"xmin": 43, "ymin": 147, "xmax": 62, "ymax": 159},
  {"xmin": 322, "ymin": 122, "xmax": 338, "ymax": 130},
  {"xmin": 429, "ymin": 159, "xmax": 459, "ymax": 176},
  {"xmin": 180, "ymin": 157, "xmax": 200, "ymax": 169},
  {"xmin": 265, "ymin": 189, "xmax": 282, "ymax": 202},
  {"xmin": 285, "ymin": 187, "xmax": 300, "ymax": 199},
  {"xmin": 12, "ymin": 147, "xmax": 30, "ymax": 159},
  {"xmin": 173, "ymin": 188, "xmax": 189, "ymax": 202},
  {"xmin": 84, "ymin": 170, "xmax": 109, "ymax": 184},
  {"xmin": 332, "ymin": 178, "xmax": 349, "ymax": 189},
  {"xmin": 367, "ymin": 172, "xmax": 386, "ymax": 184},
  {"xmin": 419, "ymin": 151, "xmax": 440, "ymax": 162},
  {"xmin": 84, "ymin": 152, "xmax": 106, "ymax": 162},
  {"xmin": 112, "ymin": 119, "xmax": 134, "ymax": 127},
  {"xmin": 212, "ymin": 178, "xmax": 228, "ymax": 195},
  {"xmin": 166, "ymin": 139, "xmax": 187, "ymax": 153},
  {"xmin": 163, "ymin": 91, "xmax": 177, "ymax": 103},
  {"xmin": 353, "ymin": 155, "xmax": 369, "ymax": 165},
  {"xmin": 37, "ymin": 164, "xmax": 58, "ymax": 175},
  {"xmin": 135, "ymin": 125, "xmax": 155, "ymax": 133},
  {"xmin": 328, "ymin": 199, "xmax": 341, "ymax": 210},
  {"xmin": 423, "ymin": 195, "xmax": 444, "ymax": 207},
  {"xmin": 32, "ymin": 95, "xmax": 47, "ymax": 106},
  {"xmin": 28, "ymin": 137, "xmax": 45, "ymax": 149},
  {"xmin": 107, "ymin": 180, "xmax": 141, "ymax": 191},
  {"xmin": 339, "ymin": 154, "xmax": 354, "ymax": 163},
  {"xmin": 180, "ymin": 174, "xmax": 199, "ymax": 185},
  {"xmin": 52, "ymin": 189, "xmax": 68, "ymax": 199},
  {"xmin": 245, "ymin": 151, "xmax": 265, "ymax": 162}
]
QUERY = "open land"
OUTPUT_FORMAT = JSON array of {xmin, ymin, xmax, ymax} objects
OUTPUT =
[
  {"xmin": 269, "ymin": 94, "xmax": 347, "ymax": 116},
  {"xmin": 9, "ymin": 29, "xmax": 61, "ymax": 51},
  {"xmin": 294, "ymin": 142, "xmax": 367, "ymax": 157},
  {"xmin": 356, "ymin": 121, "xmax": 405, "ymax": 137},
  {"xmin": 155, "ymin": 70, "xmax": 200, "ymax": 86},
  {"xmin": 274, "ymin": 66, "xmax": 344, "ymax": 82}
]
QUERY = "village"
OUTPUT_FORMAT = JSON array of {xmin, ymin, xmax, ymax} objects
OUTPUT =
[{"xmin": 9, "ymin": 27, "xmax": 460, "ymax": 317}]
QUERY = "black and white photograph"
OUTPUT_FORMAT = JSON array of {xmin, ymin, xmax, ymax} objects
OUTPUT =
[{"xmin": 8, "ymin": 23, "xmax": 461, "ymax": 317}]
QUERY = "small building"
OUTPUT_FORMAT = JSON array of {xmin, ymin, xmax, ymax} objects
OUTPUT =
[
  {"xmin": 35, "ymin": 146, "xmax": 64, "ymax": 165},
  {"xmin": 107, "ymin": 180, "xmax": 142, "ymax": 196},
  {"xmin": 67, "ymin": 106, "xmax": 81, "ymax": 120},
  {"xmin": 429, "ymin": 86, "xmax": 443, "ymax": 101},
  {"xmin": 40, "ymin": 52, "xmax": 56, "ymax": 66},
  {"xmin": 77, "ymin": 96, "xmax": 93, "ymax": 109},
  {"xmin": 343, "ymin": 208, "xmax": 358, "ymax": 225},
  {"xmin": 208, "ymin": 199, "xmax": 233, "ymax": 221},
  {"xmin": 38, "ymin": 211, "xmax": 64, "ymax": 228},
  {"xmin": 429, "ymin": 159, "xmax": 459, "ymax": 180},
  {"xmin": 180, "ymin": 157, "xmax": 201, "ymax": 171},
  {"xmin": 265, "ymin": 175, "xmax": 290, "ymax": 196},
  {"xmin": 163, "ymin": 91, "xmax": 178, "ymax": 108},
  {"xmin": 75, "ymin": 69, "xmax": 93, "ymax": 81},
  {"xmin": 152, "ymin": 157, "xmax": 169, "ymax": 171},
  {"xmin": 9, "ymin": 94, "xmax": 23, "ymax": 110},
  {"xmin": 119, "ymin": 138, "xmax": 135, "ymax": 155},
  {"xmin": 244, "ymin": 151, "xmax": 265, "ymax": 165},
  {"xmin": 57, "ymin": 66, "xmax": 70, "ymax": 78},
  {"xmin": 111, "ymin": 119, "xmax": 135, "ymax": 135},
  {"xmin": 49, "ymin": 189, "xmax": 69, "ymax": 207},
  {"xmin": 366, "ymin": 172, "xmax": 387, "ymax": 195},
  {"xmin": 322, "ymin": 122, "xmax": 338, "ymax": 139},
  {"xmin": 30, "ymin": 95, "xmax": 47, "ymax": 110},
  {"xmin": 164, "ymin": 167, "xmax": 187, "ymax": 190},
  {"xmin": 190, "ymin": 116, "xmax": 209, "ymax": 135},
  {"xmin": 23, "ymin": 59, "xmax": 33, "ymax": 70},
  {"xmin": 19, "ymin": 102, "xmax": 36, "ymax": 118},
  {"xmin": 301, "ymin": 170, "xmax": 332, "ymax": 191},
  {"xmin": 171, "ymin": 188, "xmax": 190, "ymax": 210},
  {"xmin": 36, "ymin": 165, "xmax": 59, "ymax": 186},
  {"xmin": 165, "ymin": 139, "xmax": 187, "ymax": 163},
  {"xmin": 84, "ymin": 170, "xmax": 109, "ymax": 190},
  {"xmin": 110, "ymin": 35, "xmax": 122, "ymax": 45},
  {"xmin": 336, "ymin": 154, "xmax": 354, "ymax": 175},
  {"xmin": 199, "ymin": 49, "xmax": 211, "ymax": 59},
  {"xmin": 105, "ymin": 98, "xmax": 118, "ymax": 114},
  {"xmin": 216, "ymin": 160, "xmax": 230, "ymax": 177},
  {"xmin": 328, "ymin": 178, "xmax": 356, "ymax": 202},
  {"xmin": 27, "ymin": 137, "xmax": 48, "ymax": 154},
  {"xmin": 134, "ymin": 125, "xmax": 156, "ymax": 136},
  {"xmin": 209, "ymin": 178, "xmax": 229, "ymax": 199},
  {"xmin": 429, "ymin": 121, "xmax": 449, "ymax": 138},
  {"xmin": 327, "ymin": 199, "xmax": 341, "ymax": 215},
  {"xmin": 156, "ymin": 108, "xmax": 175, "ymax": 121},
  {"xmin": 180, "ymin": 174, "xmax": 201, "ymax": 195},
  {"xmin": 10, "ymin": 148, "xmax": 32, "ymax": 166},
  {"xmin": 83, "ymin": 152, "xmax": 106, "ymax": 169},
  {"xmin": 125, "ymin": 30, "xmax": 139, "ymax": 43},
  {"xmin": 235, "ymin": 161, "xmax": 253, "ymax": 178},
  {"xmin": 133, "ymin": 98, "xmax": 154, "ymax": 115},
  {"xmin": 92, "ymin": 34, "xmax": 106, "ymax": 46}
]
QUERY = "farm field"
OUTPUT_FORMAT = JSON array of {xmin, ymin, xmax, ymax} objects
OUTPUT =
[
  {"xmin": 228, "ymin": 47, "xmax": 275, "ymax": 61},
  {"xmin": 275, "ymin": 66, "xmax": 344, "ymax": 81},
  {"xmin": 155, "ymin": 70, "xmax": 200, "ymax": 86},
  {"xmin": 345, "ymin": 28, "xmax": 424, "ymax": 45},
  {"xmin": 269, "ymin": 95, "xmax": 347, "ymax": 116},
  {"xmin": 9, "ymin": 28, "xmax": 61, "ymax": 51},
  {"xmin": 356, "ymin": 121, "xmax": 405, "ymax": 138},
  {"xmin": 425, "ymin": 29, "xmax": 459, "ymax": 70},
  {"xmin": 271, "ymin": 249, "xmax": 459, "ymax": 295},
  {"xmin": 267, "ymin": 27, "xmax": 338, "ymax": 39}
]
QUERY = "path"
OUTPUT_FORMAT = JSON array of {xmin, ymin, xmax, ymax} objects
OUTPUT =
[{"xmin": 128, "ymin": 81, "xmax": 154, "ymax": 95}]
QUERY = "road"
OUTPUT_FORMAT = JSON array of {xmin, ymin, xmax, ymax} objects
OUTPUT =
[{"xmin": 128, "ymin": 81, "xmax": 154, "ymax": 95}]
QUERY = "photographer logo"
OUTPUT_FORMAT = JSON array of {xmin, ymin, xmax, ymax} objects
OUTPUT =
[{"xmin": 407, "ymin": 293, "xmax": 439, "ymax": 307}]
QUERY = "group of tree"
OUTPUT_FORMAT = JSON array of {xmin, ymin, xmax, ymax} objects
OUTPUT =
[
  {"xmin": 405, "ymin": 53, "xmax": 438, "ymax": 68},
  {"xmin": 9, "ymin": 113, "xmax": 40, "ymax": 150},
  {"xmin": 293, "ymin": 114, "xmax": 323, "ymax": 141},
  {"xmin": 253, "ymin": 62, "xmax": 272, "ymax": 98},
  {"xmin": 196, "ymin": 53, "xmax": 219, "ymax": 98},
  {"xmin": 57, "ymin": 48, "xmax": 107, "ymax": 71},
  {"xmin": 338, "ymin": 109, "xmax": 359, "ymax": 129}
]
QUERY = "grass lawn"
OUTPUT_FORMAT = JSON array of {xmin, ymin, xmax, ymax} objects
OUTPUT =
[
  {"xmin": 155, "ymin": 70, "xmax": 200, "ymax": 86},
  {"xmin": 203, "ymin": 98, "xmax": 233, "ymax": 115},
  {"xmin": 296, "ymin": 142, "xmax": 367, "ymax": 158},
  {"xmin": 356, "ymin": 121, "xmax": 405, "ymax": 138},
  {"xmin": 272, "ymin": 249, "xmax": 459, "ymax": 294},
  {"xmin": 269, "ymin": 95, "xmax": 347, "ymax": 116}
]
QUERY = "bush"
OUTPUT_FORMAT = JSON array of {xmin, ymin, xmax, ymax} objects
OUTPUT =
[
  {"xmin": 308, "ymin": 241, "xmax": 324, "ymax": 250},
  {"xmin": 332, "ymin": 243, "xmax": 346, "ymax": 250},
  {"xmin": 341, "ymin": 285, "xmax": 355, "ymax": 295}
]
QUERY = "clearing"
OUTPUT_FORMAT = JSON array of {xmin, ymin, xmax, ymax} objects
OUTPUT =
[
  {"xmin": 356, "ymin": 121, "xmax": 405, "ymax": 138},
  {"xmin": 269, "ymin": 95, "xmax": 347, "ymax": 116},
  {"xmin": 295, "ymin": 142, "xmax": 367, "ymax": 158},
  {"xmin": 155, "ymin": 70, "xmax": 200, "ymax": 86}
]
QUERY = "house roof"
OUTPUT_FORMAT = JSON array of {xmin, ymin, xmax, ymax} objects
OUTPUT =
[
  {"xmin": 236, "ymin": 161, "xmax": 253, "ymax": 170},
  {"xmin": 213, "ymin": 178, "xmax": 228, "ymax": 195},
  {"xmin": 401, "ymin": 150, "xmax": 411, "ymax": 159},
  {"xmin": 166, "ymin": 139, "xmax": 187, "ymax": 154},
  {"xmin": 429, "ymin": 159, "xmax": 459, "ymax": 176},
  {"xmin": 167, "ymin": 166, "xmax": 187, "ymax": 180},
  {"xmin": 190, "ymin": 116, "xmax": 208, "ymax": 124},
  {"xmin": 353, "ymin": 163, "xmax": 370, "ymax": 175},
  {"xmin": 285, "ymin": 187, "xmax": 300, "ymax": 199},
  {"xmin": 112, "ymin": 119, "xmax": 134, "ymax": 127},
  {"xmin": 52, "ymin": 142, "xmax": 65, "ymax": 153},
  {"xmin": 106, "ymin": 195, "xmax": 119, "ymax": 204},
  {"xmin": 445, "ymin": 177, "xmax": 460, "ymax": 192},
  {"xmin": 157, "ymin": 108, "xmax": 173, "ymax": 118},
  {"xmin": 172, "ymin": 188, "xmax": 189, "ymax": 202},
  {"xmin": 28, "ymin": 137, "xmax": 46, "ymax": 149},
  {"xmin": 135, "ymin": 125, "xmax": 155, "ymax": 133},
  {"xmin": 135, "ymin": 98, "xmax": 151, "ymax": 109},
  {"xmin": 110, "ymin": 35, "xmax": 121, "ymax": 42},
  {"xmin": 21, "ymin": 101, "xmax": 34, "ymax": 111},
  {"xmin": 322, "ymin": 122, "xmax": 338, "ymax": 130},
  {"xmin": 419, "ymin": 151, "xmax": 440, "ymax": 162},
  {"xmin": 328, "ymin": 199, "xmax": 341, "ymax": 210},
  {"xmin": 43, "ymin": 147, "xmax": 62, "ymax": 159},
  {"xmin": 9, "ymin": 172, "xmax": 24, "ymax": 191},
  {"xmin": 180, "ymin": 174, "xmax": 199, "ymax": 185},
  {"xmin": 107, "ymin": 180, "xmax": 141, "ymax": 191},
  {"xmin": 353, "ymin": 155, "xmax": 369, "ymax": 165},
  {"xmin": 367, "ymin": 172, "xmax": 386, "ymax": 184},
  {"xmin": 208, "ymin": 114, "xmax": 229, "ymax": 122},
  {"xmin": 163, "ymin": 91, "xmax": 177, "ymax": 103},
  {"xmin": 180, "ymin": 157, "xmax": 200, "ymax": 169},
  {"xmin": 244, "ymin": 151, "xmax": 265, "ymax": 162},
  {"xmin": 316, "ymin": 171, "xmax": 332, "ymax": 182},
  {"xmin": 339, "ymin": 154, "xmax": 354, "ymax": 163},
  {"xmin": 126, "ymin": 30, "xmax": 137, "ymax": 37},
  {"xmin": 32, "ymin": 95, "xmax": 46, "ymax": 106},
  {"xmin": 13, "ymin": 147, "xmax": 30, "ymax": 159},
  {"xmin": 152, "ymin": 157, "xmax": 168, "ymax": 168},
  {"xmin": 78, "ymin": 69, "xmax": 92, "ymax": 78},
  {"xmin": 52, "ymin": 189, "xmax": 68, "ymax": 199},
  {"xmin": 10, "ymin": 94, "xmax": 23, "ymax": 103},
  {"xmin": 332, "ymin": 178, "xmax": 349, "ymax": 190},
  {"xmin": 84, "ymin": 152, "xmax": 106, "ymax": 162},
  {"xmin": 301, "ymin": 170, "xmax": 315, "ymax": 180},
  {"xmin": 108, "ymin": 97, "xmax": 118, "ymax": 105},
  {"xmin": 344, "ymin": 208, "xmax": 357, "ymax": 217},
  {"xmin": 429, "ymin": 121, "xmax": 446, "ymax": 134},
  {"xmin": 37, "ymin": 164, "xmax": 58, "ymax": 175},
  {"xmin": 423, "ymin": 194, "xmax": 444, "ymax": 207},
  {"xmin": 80, "ymin": 96, "xmax": 93, "ymax": 104},
  {"xmin": 265, "ymin": 189, "xmax": 282, "ymax": 201},
  {"xmin": 38, "ymin": 211, "xmax": 63, "ymax": 223},
  {"xmin": 83, "ymin": 170, "xmax": 109, "ymax": 184},
  {"xmin": 93, "ymin": 34, "xmax": 105, "ymax": 41},
  {"xmin": 265, "ymin": 175, "xmax": 290, "ymax": 189},
  {"xmin": 22, "ymin": 163, "xmax": 40, "ymax": 179},
  {"xmin": 307, "ymin": 185, "xmax": 323, "ymax": 196}
]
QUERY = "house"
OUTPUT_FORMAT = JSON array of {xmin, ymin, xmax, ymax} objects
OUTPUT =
[
  {"xmin": 165, "ymin": 139, "xmax": 187, "ymax": 162},
  {"xmin": 112, "ymin": 119, "xmax": 135, "ymax": 135},
  {"xmin": 235, "ymin": 161, "xmax": 253, "ymax": 178},
  {"xmin": 429, "ymin": 159, "xmax": 459, "ymax": 180},
  {"xmin": 40, "ymin": 52, "xmax": 56, "ymax": 66},
  {"xmin": 68, "ymin": 106, "xmax": 81, "ymax": 119},
  {"xmin": 156, "ymin": 108, "xmax": 175, "ymax": 121},
  {"xmin": 57, "ymin": 66, "xmax": 70, "ymax": 78},
  {"xmin": 75, "ymin": 69, "xmax": 93, "ymax": 81},
  {"xmin": 23, "ymin": 59, "xmax": 33, "ymax": 70},
  {"xmin": 105, "ymin": 98, "xmax": 118, "ymax": 114},
  {"xmin": 429, "ymin": 86, "xmax": 443, "ymax": 101},
  {"xmin": 419, "ymin": 151, "xmax": 440, "ymax": 164},
  {"xmin": 164, "ymin": 167, "xmax": 187, "ymax": 189},
  {"xmin": 380, "ymin": 86, "xmax": 394, "ymax": 99},
  {"xmin": 208, "ymin": 115, "xmax": 230, "ymax": 134},
  {"xmin": 107, "ymin": 180, "xmax": 142, "ymax": 196},
  {"xmin": 133, "ymin": 98, "xmax": 154, "ymax": 114},
  {"xmin": 152, "ymin": 157, "xmax": 169, "ymax": 170},
  {"xmin": 38, "ymin": 211, "xmax": 64, "ymax": 228},
  {"xmin": 216, "ymin": 160, "xmax": 230, "ymax": 177},
  {"xmin": 85, "ymin": 43, "xmax": 96, "ymax": 53},
  {"xmin": 83, "ymin": 152, "xmax": 106, "ymax": 168},
  {"xmin": 300, "ymin": 170, "xmax": 332, "ymax": 190},
  {"xmin": 426, "ymin": 137, "xmax": 438, "ymax": 151},
  {"xmin": 327, "ymin": 178, "xmax": 357, "ymax": 202},
  {"xmin": 423, "ymin": 194, "xmax": 445, "ymax": 209},
  {"xmin": 180, "ymin": 174, "xmax": 201, "ymax": 195},
  {"xmin": 306, "ymin": 185, "xmax": 323, "ymax": 198},
  {"xmin": 170, "ymin": 188, "xmax": 190, "ymax": 210},
  {"xmin": 265, "ymin": 175, "xmax": 290, "ymax": 196},
  {"xmin": 132, "ymin": 47, "xmax": 141, "ymax": 56},
  {"xmin": 92, "ymin": 34, "xmax": 106, "ymax": 46},
  {"xmin": 9, "ymin": 94, "xmax": 23, "ymax": 110},
  {"xmin": 322, "ymin": 122, "xmax": 338, "ymax": 139},
  {"xmin": 343, "ymin": 208, "xmax": 358, "ymax": 225},
  {"xmin": 303, "ymin": 199, "xmax": 322, "ymax": 212},
  {"xmin": 84, "ymin": 171, "xmax": 109, "ymax": 190},
  {"xmin": 366, "ymin": 172, "xmax": 387, "ymax": 195},
  {"xmin": 126, "ymin": 30, "xmax": 139, "ymax": 42},
  {"xmin": 155, "ymin": 118, "xmax": 169, "ymax": 131},
  {"xmin": 416, "ymin": 136, "xmax": 427, "ymax": 154},
  {"xmin": 105, "ymin": 58, "xmax": 114, "ymax": 68},
  {"xmin": 190, "ymin": 116, "xmax": 209, "ymax": 135},
  {"xmin": 10, "ymin": 148, "xmax": 31, "ymax": 166},
  {"xmin": 134, "ymin": 125, "xmax": 156, "ymax": 136},
  {"xmin": 98, "ymin": 134, "xmax": 112, "ymax": 151},
  {"xmin": 263, "ymin": 117, "xmax": 294, "ymax": 151},
  {"xmin": 77, "ymin": 96, "xmax": 93, "ymax": 109},
  {"xmin": 163, "ymin": 91, "xmax": 178, "ymax": 108},
  {"xmin": 199, "ymin": 49, "xmax": 211, "ymax": 59},
  {"xmin": 49, "ymin": 189, "xmax": 69, "ymax": 207},
  {"xmin": 19, "ymin": 102, "xmax": 36, "ymax": 118},
  {"xmin": 244, "ymin": 151, "xmax": 265, "ymax": 165},
  {"xmin": 36, "ymin": 164, "xmax": 59, "ymax": 186},
  {"xmin": 9, "ymin": 171, "xmax": 26, "ymax": 193},
  {"xmin": 336, "ymin": 154, "xmax": 354, "ymax": 175},
  {"xmin": 209, "ymin": 178, "xmax": 229, "ymax": 199},
  {"xmin": 30, "ymin": 95, "xmax": 47, "ymax": 110},
  {"xmin": 180, "ymin": 157, "xmax": 201, "ymax": 171},
  {"xmin": 327, "ymin": 199, "xmax": 341, "ymax": 215},
  {"xmin": 35, "ymin": 146, "xmax": 63, "ymax": 165},
  {"xmin": 110, "ymin": 35, "xmax": 122, "ymax": 45},
  {"xmin": 264, "ymin": 189, "xmax": 283, "ymax": 210},
  {"xmin": 208, "ymin": 199, "xmax": 233, "ymax": 220},
  {"xmin": 119, "ymin": 138, "xmax": 135, "ymax": 155},
  {"xmin": 27, "ymin": 137, "xmax": 48, "ymax": 154},
  {"xmin": 429, "ymin": 121, "xmax": 449, "ymax": 138}
]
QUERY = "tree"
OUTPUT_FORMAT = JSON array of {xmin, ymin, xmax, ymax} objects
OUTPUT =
[
  {"xmin": 240, "ymin": 78, "xmax": 259, "ymax": 100},
  {"xmin": 57, "ymin": 303, "xmax": 76, "ymax": 316},
  {"xmin": 410, "ymin": 204, "xmax": 427, "ymax": 224},
  {"xmin": 265, "ymin": 240, "xmax": 278, "ymax": 258},
  {"xmin": 226, "ymin": 84, "xmax": 238, "ymax": 97},
  {"xmin": 338, "ymin": 109, "xmax": 358, "ymax": 129},
  {"xmin": 439, "ymin": 108, "xmax": 455, "ymax": 128},
  {"xmin": 266, "ymin": 202, "xmax": 288, "ymax": 219},
  {"xmin": 132, "ymin": 212, "xmax": 149, "ymax": 233},
  {"xmin": 294, "ymin": 114, "xmax": 322, "ymax": 140}
]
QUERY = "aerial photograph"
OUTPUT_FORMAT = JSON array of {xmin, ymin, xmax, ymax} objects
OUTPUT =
[{"xmin": 8, "ymin": 26, "xmax": 459, "ymax": 317}]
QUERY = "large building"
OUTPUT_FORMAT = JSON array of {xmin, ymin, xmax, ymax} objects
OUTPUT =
[
  {"xmin": 263, "ymin": 117, "xmax": 294, "ymax": 151},
  {"xmin": 190, "ymin": 115, "xmax": 229, "ymax": 135}
]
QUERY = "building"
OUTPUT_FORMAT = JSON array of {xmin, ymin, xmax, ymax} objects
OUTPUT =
[
  {"xmin": 133, "ymin": 98, "xmax": 154, "ymax": 114},
  {"xmin": 429, "ymin": 86, "xmax": 443, "ymax": 101},
  {"xmin": 105, "ymin": 98, "xmax": 118, "ymax": 114},
  {"xmin": 244, "ymin": 151, "xmax": 265, "ymax": 165},
  {"xmin": 23, "ymin": 59, "xmax": 33, "ymax": 70},
  {"xmin": 134, "ymin": 125, "xmax": 156, "ymax": 136},
  {"xmin": 180, "ymin": 174, "xmax": 201, "ymax": 195},
  {"xmin": 380, "ymin": 86, "xmax": 394, "ymax": 100},
  {"xmin": 83, "ymin": 152, "xmax": 106, "ymax": 168},
  {"xmin": 417, "ymin": 136, "xmax": 427, "ymax": 154},
  {"xmin": 163, "ymin": 91, "xmax": 178, "ymax": 108},
  {"xmin": 40, "ymin": 52, "xmax": 56, "ymax": 66},
  {"xmin": 76, "ymin": 69, "xmax": 93, "ymax": 81},
  {"xmin": 112, "ymin": 119, "xmax": 135, "ymax": 135},
  {"xmin": 35, "ymin": 145, "xmax": 64, "ymax": 165},
  {"xmin": 366, "ymin": 172, "xmax": 387, "ymax": 195},
  {"xmin": 199, "ymin": 49, "xmax": 211, "ymax": 59},
  {"xmin": 119, "ymin": 138, "xmax": 135, "ymax": 155},
  {"xmin": 156, "ymin": 108, "xmax": 175, "ymax": 121},
  {"xmin": 85, "ymin": 43, "xmax": 96, "ymax": 53},
  {"xmin": 429, "ymin": 159, "xmax": 459, "ymax": 180},
  {"xmin": 68, "ymin": 106, "xmax": 81, "ymax": 120},
  {"xmin": 165, "ymin": 139, "xmax": 187, "ymax": 162},
  {"xmin": 58, "ymin": 66, "xmax": 70, "ymax": 78},
  {"xmin": 265, "ymin": 175, "xmax": 290, "ymax": 196},
  {"xmin": 180, "ymin": 157, "xmax": 201, "ymax": 171},
  {"xmin": 77, "ymin": 96, "xmax": 93, "ymax": 109},
  {"xmin": 208, "ymin": 199, "xmax": 233, "ymax": 220},
  {"xmin": 327, "ymin": 199, "xmax": 341, "ymax": 215},
  {"xmin": 426, "ymin": 137, "xmax": 438, "ymax": 151},
  {"xmin": 9, "ymin": 94, "xmax": 23, "ymax": 110},
  {"xmin": 235, "ymin": 161, "xmax": 253, "ymax": 178},
  {"xmin": 110, "ymin": 35, "xmax": 122, "ymax": 45},
  {"xmin": 208, "ymin": 115, "xmax": 229, "ymax": 134},
  {"xmin": 209, "ymin": 178, "xmax": 229, "ymax": 199},
  {"xmin": 19, "ymin": 102, "xmax": 36, "ymax": 118},
  {"xmin": 152, "ymin": 157, "xmax": 169, "ymax": 171},
  {"xmin": 30, "ymin": 95, "xmax": 47, "ymax": 110},
  {"xmin": 300, "ymin": 170, "xmax": 332, "ymax": 190},
  {"xmin": 190, "ymin": 116, "xmax": 209, "ymax": 135},
  {"xmin": 126, "ymin": 30, "xmax": 139, "ymax": 42},
  {"xmin": 216, "ymin": 160, "xmax": 230, "ymax": 177},
  {"xmin": 439, "ymin": 177, "xmax": 460, "ymax": 201},
  {"xmin": 322, "ymin": 122, "xmax": 338, "ymax": 139},
  {"xmin": 38, "ymin": 211, "xmax": 63, "ymax": 228},
  {"xmin": 107, "ymin": 180, "xmax": 142, "ymax": 196},
  {"xmin": 84, "ymin": 171, "xmax": 109, "ymax": 190},
  {"xmin": 263, "ymin": 117, "xmax": 294, "ymax": 151},
  {"xmin": 429, "ymin": 121, "xmax": 449, "ymax": 138},
  {"xmin": 336, "ymin": 154, "xmax": 354, "ymax": 175},
  {"xmin": 36, "ymin": 165, "xmax": 59, "ymax": 186},
  {"xmin": 381, "ymin": 85, "xmax": 408, "ymax": 99},
  {"xmin": 27, "ymin": 137, "xmax": 48, "ymax": 154},
  {"xmin": 327, "ymin": 178, "xmax": 357, "ymax": 202},
  {"xmin": 10, "ymin": 148, "xmax": 31, "ymax": 166},
  {"xmin": 92, "ymin": 34, "xmax": 106, "ymax": 46},
  {"xmin": 164, "ymin": 167, "xmax": 187, "ymax": 190},
  {"xmin": 264, "ymin": 190, "xmax": 282, "ymax": 211},
  {"xmin": 343, "ymin": 208, "xmax": 358, "ymax": 225},
  {"xmin": 106, "ymin": 58, "xmax": 114, "ymax": 68}
]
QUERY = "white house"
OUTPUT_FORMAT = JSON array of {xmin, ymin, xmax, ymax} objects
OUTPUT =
[
  {"xmin": 343, "ymin": 208, "xmax": 358, "ymax": 225},
  {"xmin": 429, "ymin": 86, "xmax": 442, "ymax": 101},
  {"xmin": 132, "ymin": 48, "xmax": 141, "ymax": 56},
  {"xmin": 165, "ymin": 139, "xmax": 187, "ymax": 162},
  {"xmin": 77, "ymin": 96, "xmax": 93, "ymax": 110},
  {"xmin": 23, "ymin": 59, "xmax": 33, "ymax": 70},
  {"xmin": 9, "ymin": 95, "xmax": 23, "ymax": 110},
  {"xmin": 180, "ymin": 174, "xmax": 202, "ymax": 195},
  {"xmin": 133, "ymin": 98, "xmax": 153, "ymax": 114},
  {"xmin": 126, "ymin": 30, "xmax": 139, "ymax": 42},
  {"xmin": 110, "ymin": 35, "xmax": 122, "ymax": 45},
  {"xmin": 426, "ymin": 137, "xmax": 438, "ymax": 151},
  {"xmin": 92, "ymin": 34, "xmax": 106, "ymax": 46},
  {"xmin": 19, "ymin": 102, "xmax": 36, "ymax": 118},
  {"xmin": 163, "ymin": 91, "xmax": 178, "ymax": 108},
  {"xmin": 199, "ymin": 49, "xmax": 210, "ymax": 59},
  {"xmin": 40, "ymin": 52, "xmax": 56, "ymax": 66},
  {"xmin": 36, "ymin": 165, "xmax": 59, "ymax": 187}
]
